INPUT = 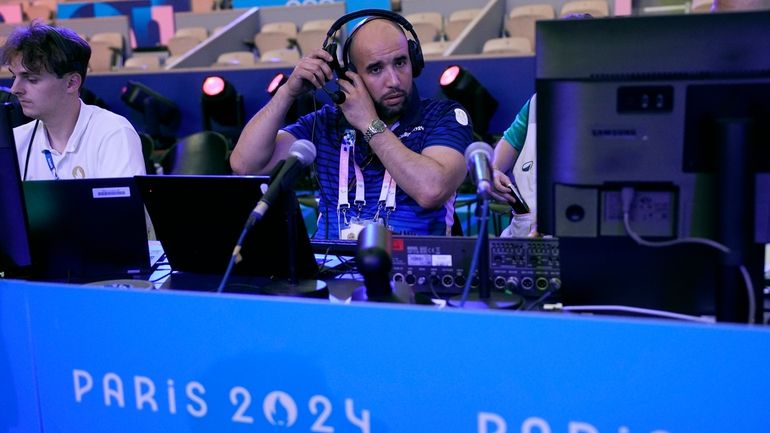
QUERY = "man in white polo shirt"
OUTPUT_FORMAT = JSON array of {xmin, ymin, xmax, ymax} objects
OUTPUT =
[{"xmin": 2, "ymin": 22, "xmax": 145, "ymax": 180}]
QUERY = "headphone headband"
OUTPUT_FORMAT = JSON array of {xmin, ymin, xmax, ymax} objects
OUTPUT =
[
  {"xmin": 323, "ymin": 9, "xmax": 418, "ymax": 47},
  {"xmin": 323, "ymin": 8, "xmax": 424, "ymax": 78}
]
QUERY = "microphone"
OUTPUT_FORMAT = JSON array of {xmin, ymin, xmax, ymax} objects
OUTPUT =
[
  {"xmin": 356, "ymin": 224, "xmax": 393, "ymax": 300},
  {"xmin": 464, "ymin": 141, "xmax": 494, "ymax": 199},
  {"xmin": 303, "ymin": 76, "xmax": 345, "ymax": 104},
  {"xmin": 321, "ymin": 86, "xmax": 345, "ymax": 104},
  {"xmin": 250, "ymin": 139, "xmax": 316, "ymax": 225}
]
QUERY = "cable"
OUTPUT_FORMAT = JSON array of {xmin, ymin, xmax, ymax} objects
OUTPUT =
[
  {"xmin": 150, "ymin": 270, "xmax": 173, "ymax": 284},
  {"xmin": 317, "ymin": 255, "xmax": 357, "ymax": 280},
  {"xmin": 619, "ymin": 187, "xmax": 729, "ymax": 252},
  {"xmin": 525, "ymin": 288, "xmax": 557, "ymax": 311},
  {"xmin": 620, "ymin": 187, "xmax": 756, "ymax": 324},
  {"xmin": 561, "ymin": 305, "xmax": 716, "ymax": 323},
  {"xmin": 426, "ymin": 274, "xmax": 445, "ymax": 301},
  {"xmin": 459, "ymin": 199, "xmax": 490, "ymax": 307},
  {"xmin": 216, "ymin": 224, "xmax": 250, "ymax": 293}
]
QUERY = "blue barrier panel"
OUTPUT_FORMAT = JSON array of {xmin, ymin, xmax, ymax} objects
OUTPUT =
[
  {"xmin": 0, "ymin": 282, "xmax": 42, "ymax": 433},
  {"xmin": 3, "ymin": 278, "xmax": 769, "ymax": 432}
]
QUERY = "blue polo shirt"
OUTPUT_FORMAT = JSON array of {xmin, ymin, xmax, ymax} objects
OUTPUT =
[{"xmin": 283, "ymin": 85, "xmax": 474, "ymax": 238}]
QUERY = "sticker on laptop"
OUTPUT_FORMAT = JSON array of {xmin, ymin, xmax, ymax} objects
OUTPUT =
[{"xmin": 92, "ymin": 187, "xmax": 131, "ymax": 199}]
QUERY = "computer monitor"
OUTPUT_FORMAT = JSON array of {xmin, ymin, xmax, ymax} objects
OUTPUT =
[
  {"xmin": 536, "ymin": 11, "xmax": 770, "ymax": 322},
  {"xmin": 0, "ymin": 102, "xmax": 32, "ymax": 278}
]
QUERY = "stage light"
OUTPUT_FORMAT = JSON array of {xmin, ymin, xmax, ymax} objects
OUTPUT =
[
  {"xmin": 267, "ymin": 72, "xmax": 287, "ymax": 96},
  {"xmin": 121, "ymin": 80, "xmax": 180, "ymax": 148},
  {"xmin": 439, "ymin": 65, "xmax": 499, "ymax": 141},
  {"xmin": 79, "ymin": 87, "xmax": 109, "ymax": 110},
  {"xmin": 266, "ymin": 72, "xmax": 315, "ymax": 125},
  {"xmin": 0, "ymin": 86, "xmax": 33, "ymax": 127},
  {"xmin": 201, "ymin": 75, "xmax": 244, "ymax": 145}
]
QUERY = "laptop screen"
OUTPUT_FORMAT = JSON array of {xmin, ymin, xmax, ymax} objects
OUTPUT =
[
  {"xmin": 0, "ymin": 103, "xmax": 32, "ymax": 278},
  {"xmin": 135, "ymin": 175, "xmax": 318, "ymax": 282},
  {"xmin": 23, "ymin": 177, "xmax": 151, "ymax": 281}
]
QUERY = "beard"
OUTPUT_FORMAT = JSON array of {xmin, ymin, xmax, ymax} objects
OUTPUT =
[{"xmin": 374, "ymin": 88, "xmax": 410, "ymax": 122}]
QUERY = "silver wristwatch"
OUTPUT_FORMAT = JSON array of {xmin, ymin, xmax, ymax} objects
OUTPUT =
[{"xmin": 362, "ymin": 119, "xmax": 387, "ymax": 143}]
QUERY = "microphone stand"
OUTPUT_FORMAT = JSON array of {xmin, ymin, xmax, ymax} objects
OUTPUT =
[
  {"xmin": 478, "ymin": 196, "xmax": 491, "ymax": 298},
  {"xmin": 450, "ymin": 195, "xmax": 523, "ymax": 310}
]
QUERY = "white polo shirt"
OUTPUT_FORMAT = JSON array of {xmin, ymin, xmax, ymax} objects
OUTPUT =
[{"xmin": 14, "ymin": 100, "xmax": 146, "ymax": 180}]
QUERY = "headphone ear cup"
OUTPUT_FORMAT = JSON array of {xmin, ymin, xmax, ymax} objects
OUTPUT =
[
  {"xmin": 408, "ymin": 39, "xmax": 424, "ymax": 78},
  {"xmin": 324, "ymin": 42, "xmax": 337, "ymax": 57},
  {"xmin": 325, "ymin": 42, "xmax": 347, "ymax": 78}
]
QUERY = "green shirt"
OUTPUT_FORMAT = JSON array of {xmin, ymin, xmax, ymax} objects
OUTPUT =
[{"xmin": 501, "ymin": 99, "xmax": 530, "ymax": 152}]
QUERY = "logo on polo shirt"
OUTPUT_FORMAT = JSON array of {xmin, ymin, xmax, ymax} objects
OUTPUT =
[
  {"xmin": 398, "ymin": 126, "xmax": 424, "ymax": 140},
  {"xmin": 454, "ymin": 108, "xmax": 469, "ymax": 126}
]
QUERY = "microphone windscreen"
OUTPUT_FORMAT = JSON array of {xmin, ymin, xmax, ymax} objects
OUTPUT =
[
  {"xmin": 464, "ymin": 141, "xmax": 493, "ymax": 167},
  {"xmin": 356, "ymin": 224, "xmax": 393, "ymax": 298},
  {"xmin": 356, "ymin": 224, "xmax": 392, "ymax": 275},
  {"xmin": 288, "ymin": 139, "xmax": 317, "ymax": 166}
]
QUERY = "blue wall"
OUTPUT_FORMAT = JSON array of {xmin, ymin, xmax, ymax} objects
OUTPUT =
[{"xmin": 0, "ymin": 56, "xmax": 535, "ymax": 142}]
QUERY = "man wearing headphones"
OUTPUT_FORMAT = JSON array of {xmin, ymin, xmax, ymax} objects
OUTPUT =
[
  {"xmin": 231, "ymin": 11, "xmax": 474, "ymax": 239},
  {"xmin": 2, "ymin": 22, "xmax": 145, "ymax": 180}
]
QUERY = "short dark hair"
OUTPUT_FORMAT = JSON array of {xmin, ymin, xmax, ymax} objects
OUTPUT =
[{"xmin": 1, "ymin": 22, "xmax": 91, "ymax": 83}]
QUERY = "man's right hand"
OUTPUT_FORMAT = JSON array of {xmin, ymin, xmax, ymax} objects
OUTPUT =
[{"xmin": 281, "ymin": 48, "xmax": 336, "ymax": 99}]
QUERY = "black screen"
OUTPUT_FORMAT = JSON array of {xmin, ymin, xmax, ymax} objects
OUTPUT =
[{"xmin": 0, "ymin": 103, "xmax": 32, "ymax": 278}]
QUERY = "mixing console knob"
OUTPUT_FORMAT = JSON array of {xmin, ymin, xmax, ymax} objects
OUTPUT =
[
  {"xmin": 405, "ymin": 273, "xmax": 416, "ymax": 285},
  {"xmin": 549, "ymin": 278, "xmax": 562, "ymax": 290}
]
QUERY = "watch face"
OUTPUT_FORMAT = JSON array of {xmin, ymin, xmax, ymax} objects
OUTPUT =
[
  {"xmin": 371, "ymin": 119, "xmax": 386, "ymax": 133},
  {"xmin": 364, "ymin": 119, "xmax": 386, "ymax": 142}
]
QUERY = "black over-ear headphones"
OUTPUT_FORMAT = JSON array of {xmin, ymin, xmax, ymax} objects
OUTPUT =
[{"xmin": 322, "ymin": 9, "xmax": 424, "ymax": 79}]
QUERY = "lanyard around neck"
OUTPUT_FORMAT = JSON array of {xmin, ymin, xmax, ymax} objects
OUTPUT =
[
  {"xmin": 42, "ymin": 149, "xmax": 60, "ymax": 180},
  {"xmin": 337, "ymin": 129, "xmax": 397, "ymax": 214}
]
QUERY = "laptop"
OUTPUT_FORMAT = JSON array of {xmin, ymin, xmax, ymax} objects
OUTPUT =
[
  {"xmin": 22, "ymin": 177, "xmax": 151, "ymax": 282},
  {"xmin": 135, "ymin": 175, "xmax": 319, "ymax": 291},
  {"xmin": 0, "ymin": 103, "xmax": 32, "ymax": 278}
]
